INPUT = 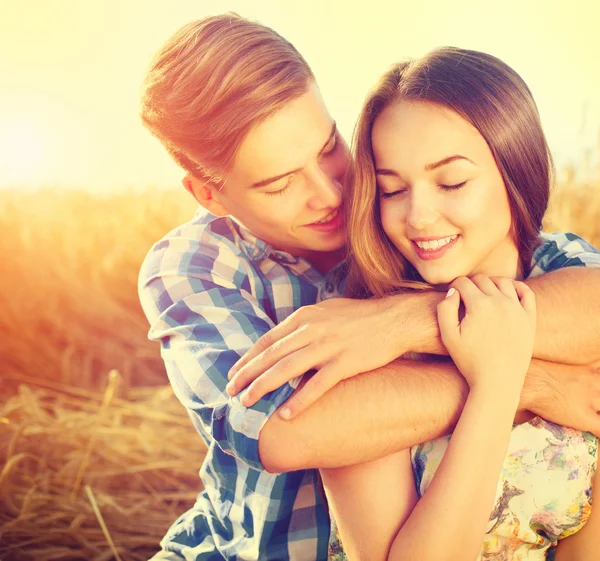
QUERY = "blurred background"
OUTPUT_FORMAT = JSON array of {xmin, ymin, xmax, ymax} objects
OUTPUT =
[{"xmin": 1, "ymin": 1, "xmax": 599, "ymax": 560}]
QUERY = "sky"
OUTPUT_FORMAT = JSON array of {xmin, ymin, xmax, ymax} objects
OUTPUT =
[{"xmin": 0, "ymin": 0, "xmax": 599, "ymax": 190}]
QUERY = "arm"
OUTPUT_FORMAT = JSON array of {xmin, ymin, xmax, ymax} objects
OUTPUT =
[
  {"xmin": 380, "ymin": 232, "xmax": 600, "ymax": 363},
  {"xmin": 325, "ymin": 278, "xmax": 536, "ymax": 561},
  {"xmin": 228, "ymin": 233, "xmax": 600, "ymax": 415},
  {"xmin": 259, "ymin": 357, "xmax": 600, "ymax": 472},
  {"xmin": 321, "ymin": 395, "xmax": 520, "ymax": 561},
  {"xmin": 554, "ymin": 466, "xmax": 600, "ymax": 561},
  {"xmin": 138, "ymin": 235, "xmax": 300, "ymax": 472},
  {"xmin": 322, "ymin": 450, "xmax": 418, "ymax": 561},
  {"xmin": 387, "ymin": 389, "xmax": 520, "ymax": 561},
  {"xmin": 406, "ymin": 267, "xmax": 600, "ymax": 363},
  {"xmin": 321, "ymin": 396, "xmax": 523, "ymax": 561}
]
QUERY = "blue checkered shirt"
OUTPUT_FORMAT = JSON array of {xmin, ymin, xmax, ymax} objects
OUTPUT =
[
  {"xmin": 139, "ymin": 209, "xmax": 331, "ymax": 560},
  {"xmin": 140, "ymin": 207, "xmax": 599, "ymax": 561}
]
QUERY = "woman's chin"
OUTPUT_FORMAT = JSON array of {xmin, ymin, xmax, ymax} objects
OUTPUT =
[{"xmin": 414, "ymin": 269, "xmax": 458, "ymax": 288}]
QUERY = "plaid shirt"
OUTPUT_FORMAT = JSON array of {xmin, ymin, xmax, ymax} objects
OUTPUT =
[
  {"xmin": 139, "ymin": 209, "xmax": 330, "ymax": 561},
  {"xmin": 139, "ymin": 206, "xmax": 599, "ymax": 561}
]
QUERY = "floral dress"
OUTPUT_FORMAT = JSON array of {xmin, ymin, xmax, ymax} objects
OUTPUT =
[{"xmin": 329, "ymin": 418, "xmax": 597, "ymax": 560}]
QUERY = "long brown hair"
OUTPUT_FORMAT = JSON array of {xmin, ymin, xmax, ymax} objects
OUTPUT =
[
  {"xmin": 346, "ymin": 47, "xmax": 553, "ymax": 298},
  {"xmin": 140, "ymin": 14, "xmax": 313, "ymax": 188}
]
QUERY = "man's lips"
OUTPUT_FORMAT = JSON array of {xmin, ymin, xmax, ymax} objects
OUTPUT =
[{"xmin": 304, "ymin": 207, "xmax": 344, "ymax": 232}]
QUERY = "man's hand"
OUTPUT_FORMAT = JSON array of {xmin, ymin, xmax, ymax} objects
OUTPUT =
[
  {"xmin": 525, "ymin": 359, "xmax": 600, "ymax": 436},
  {"xmin": 226, "ymin": 293, "xmax": 441, "ymax": 419}
]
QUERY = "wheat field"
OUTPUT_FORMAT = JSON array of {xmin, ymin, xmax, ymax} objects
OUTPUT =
[{"xmin": 1, "ymin": 176, "xmax": 599, "ymax": 560}]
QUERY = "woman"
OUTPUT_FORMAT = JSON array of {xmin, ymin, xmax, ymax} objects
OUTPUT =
[{"xmin": 324, "ymin": 48, "xmax": 598, "ymax": 560}]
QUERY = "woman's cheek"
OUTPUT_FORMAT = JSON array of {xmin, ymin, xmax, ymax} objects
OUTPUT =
[{"xmin": 380, "ymin": 200, "xmax": 407, "ymax": 241}]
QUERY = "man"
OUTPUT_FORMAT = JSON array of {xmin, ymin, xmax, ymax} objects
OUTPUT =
[{"xmin": 139, "ymin": 14, "xmax": 600, "ymax": 560}]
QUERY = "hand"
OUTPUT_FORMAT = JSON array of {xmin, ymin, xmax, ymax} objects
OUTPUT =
[
  {"xmin": 437, "ymin": 276, "xmax": 536, "ymax": 396},
  {"xmin": 525, "ymin": 359, "xmax": 600, "ymax": 437},
  {"xmin": 226, "ymin": 295, "xmax": 416, "ymax": 419}
]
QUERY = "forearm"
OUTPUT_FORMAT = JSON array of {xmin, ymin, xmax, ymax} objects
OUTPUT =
[
  {"xmin": 258, "ymin": 356, "xmax": 563, "ymax": 473},
  {"xmin": 387, "ymin": 269, "xmax": 600, "ymax": 364},
  {"xmin": 259, "ymin": 358, "xmax": 468, "ymax": 472},
  {"xmin": 389, "ymin": 389, "xmax": 518, "ymax": 561},
  {"xmin": 525, "ymin": 268, "xmax": 600, "ymax": 363}
]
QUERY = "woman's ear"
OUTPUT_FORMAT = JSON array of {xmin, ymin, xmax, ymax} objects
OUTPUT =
[{"xmin": 182, "ymin": 174, "xmax": 229, "ymax": 217}]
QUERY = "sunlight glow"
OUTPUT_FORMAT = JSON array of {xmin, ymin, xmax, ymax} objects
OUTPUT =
[{"xmin": 0, "ymin": 118, "xmax": 50, "ymax": 186}]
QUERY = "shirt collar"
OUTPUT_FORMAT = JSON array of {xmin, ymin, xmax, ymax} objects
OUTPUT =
[{"xmin": 233, "ymin": 219, "xmax": 300, "ymax": 266}]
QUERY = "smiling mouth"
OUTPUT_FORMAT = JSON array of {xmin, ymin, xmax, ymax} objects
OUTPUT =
[
  {"xmin": 311, "ymin": 207, "xmax": 340, "ymax": 225},
  {"xmin": 413, "ymin": 235, "xmax": 459, "ymax": 251}
]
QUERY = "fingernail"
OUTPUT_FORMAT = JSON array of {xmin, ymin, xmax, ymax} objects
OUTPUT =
[
  {"xmin": 279, "ymin": 407, "xmax": 292, "ymax": 420},
  {"xmin": 446, "ymin": 288, "xmax": 456, "ymax": 298}
]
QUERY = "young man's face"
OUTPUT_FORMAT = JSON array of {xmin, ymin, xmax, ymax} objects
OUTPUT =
[{"xmin": 207, "ymin": 82, "xmax": 349, "ymax": 259}]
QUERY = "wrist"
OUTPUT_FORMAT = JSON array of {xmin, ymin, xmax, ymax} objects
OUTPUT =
[
  {"xmin": 468, "ymin": 383, "xmax": 522, "ymax": 414},
  {"xmin": 388, "ymin": 290, "xmax": 446, "ymax": 356},
  {"xmin": 520, "ymin": 359, "xmax": 555, "ymax": 414}
]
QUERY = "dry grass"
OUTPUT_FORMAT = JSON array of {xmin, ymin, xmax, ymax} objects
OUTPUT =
[
  {"xmin": 0, "ymin": 187, "xmax": 196, "ymax": 391},
  {"xmin": 0, "ymin": 176, "xmax": 599, "ymax": 560},
  {"xmin": 0, "ymin": 371, "xmax": 203, "ymax": 561}
]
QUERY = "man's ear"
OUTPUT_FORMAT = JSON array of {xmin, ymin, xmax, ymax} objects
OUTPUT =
[{"xmin": 182, "ymin": 174, "xmax": 229, "ymax": 217}]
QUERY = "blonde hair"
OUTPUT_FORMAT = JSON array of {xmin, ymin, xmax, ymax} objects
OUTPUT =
[
  {"xmin": 346, "ymin": 48, "xmax": 553, "ymax": 298},
  {"xmin": 140, "ymin": 14, "xmax": 313, "ymax": 187}
]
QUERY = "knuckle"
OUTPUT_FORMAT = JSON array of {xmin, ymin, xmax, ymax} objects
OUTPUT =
[
  {"xmin": 276, "ymin": 356, "xmax": 295, "ymax": 374},
  {"xmin": 256, "ymin": 334, "xmax": 272, "ymax": 352},
  {"xmin": 309, "ymin": 374, "xmax": 331, "ymax": 394},
  {"xmin": 295, "ymin": 306, "xmax": 317, "ymax": 321},
  {"xmin": 317, "ymin": 332, "xmax": 337, "ymax": 346},
  {"xmin": 261, "ymin": 343, "xmax": 279, "ymax": 361}
]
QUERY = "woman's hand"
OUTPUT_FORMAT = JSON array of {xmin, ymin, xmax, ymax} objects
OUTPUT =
[{"xmin": 437, "ymin": 276, "xmax": 536, "ymax": 397}]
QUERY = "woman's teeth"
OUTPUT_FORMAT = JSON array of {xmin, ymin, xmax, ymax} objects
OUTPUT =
[{"xmin": 414, "ymin": 235, "xmax": 458, "ymax": 250}]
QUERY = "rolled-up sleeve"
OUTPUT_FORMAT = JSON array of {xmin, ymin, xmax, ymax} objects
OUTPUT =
[
  {"xmin": 531, "ymin": 232, "xmax": 600, "ymax": 275},
  {"xmin": 139, "ymin": 235, "xmax": 301, "ymax": 471}
]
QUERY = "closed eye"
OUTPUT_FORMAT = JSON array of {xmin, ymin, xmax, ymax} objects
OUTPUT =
[
  {"xmin": 320, "ymin": 134, "xmax": 338, "ymax": 157},
  {"xmin": 264, "ymin": 176, "xmax": 295, "ymax": 196},
  {"xmin": 380, "ymin": 189, "xmax": 407, "ymax": 199},
  {"xmin": 439, "ymin": 181, "xmax": 467, "ymax": 192}
]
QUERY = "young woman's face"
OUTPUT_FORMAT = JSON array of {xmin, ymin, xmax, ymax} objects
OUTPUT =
[{"xmin": 372, "ymin": 100, "xmax": 520, "ymax": 286}]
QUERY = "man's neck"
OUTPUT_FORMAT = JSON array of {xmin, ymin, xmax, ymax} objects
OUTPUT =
[{"xmin": 303, "ymin": 248, "xmax": 346, "ymax": 275}]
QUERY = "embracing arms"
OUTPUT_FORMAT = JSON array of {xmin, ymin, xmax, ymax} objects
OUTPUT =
[
  {"xmin": 229, "ymin": 266, "xmax": 600, "ymax": 418},
  {"xmin": 231, "ymin": 258, "xmax": 600, "ymax": 470},
  {"xmin": 324, "ymin": 277, "xmax": 537, "ymax": 561},
  {"xmin": 258, "ymin": 353, "xmax": 600, "ymax": 472}
]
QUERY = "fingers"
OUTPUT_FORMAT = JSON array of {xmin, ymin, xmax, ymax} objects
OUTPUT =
[
  {"xmin": 229, "ymin": 330, "xmax": 277, "ymax": 380},
  {"xmin": 278, "ymin": 364, "xmax": 341, "ymax": 420},
  {"xmin": 236, "ymin": 346, "xmax": 325, "ymax": 406},
  {"xmin": 449, "ymin": 276, "xmax": 484, "ymax": 311},
  {"xmin": 229, "ymin": 306, "xmax": 322, "ymax": 381},
  {"xmin": 489, "ymin": 277, "xmax": 520, "ymax": 302},
  {"xmin": 469, "ymin": 274, "xmax": 501, "ymax": 296},
  {"xmin": 515, "ymin": 282, "xmax": 536, "ymax": 327},
  {"xmin": 437, "ymin": 287, "xmax": 461, "ymax": 346},
  {"xmin": 227, "ymin": 327, "xmax": 313, "ymax": 396}
]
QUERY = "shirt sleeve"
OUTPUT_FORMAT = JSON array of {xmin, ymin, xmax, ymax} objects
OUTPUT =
[
  {"xmin": 529, "ymin": 232, "xmax": 600, "ymax": 277},
  {"xmin": 138, "ymin": 234, "xmax": 300, "ymax": 472}
]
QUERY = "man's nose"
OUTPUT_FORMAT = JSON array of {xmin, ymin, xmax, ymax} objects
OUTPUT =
[{"xmin": 306, "ymin": 167, "xmax": 342, "ymax": 210}]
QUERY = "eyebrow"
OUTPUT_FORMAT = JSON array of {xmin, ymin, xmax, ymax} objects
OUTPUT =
[
  {"xmin": 249, "ymin": 122, "xmax": 337, "ymax": 189},
  {"xmin": 376, "ymin": 155, "xmax": 475, "ymax": 177}
]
